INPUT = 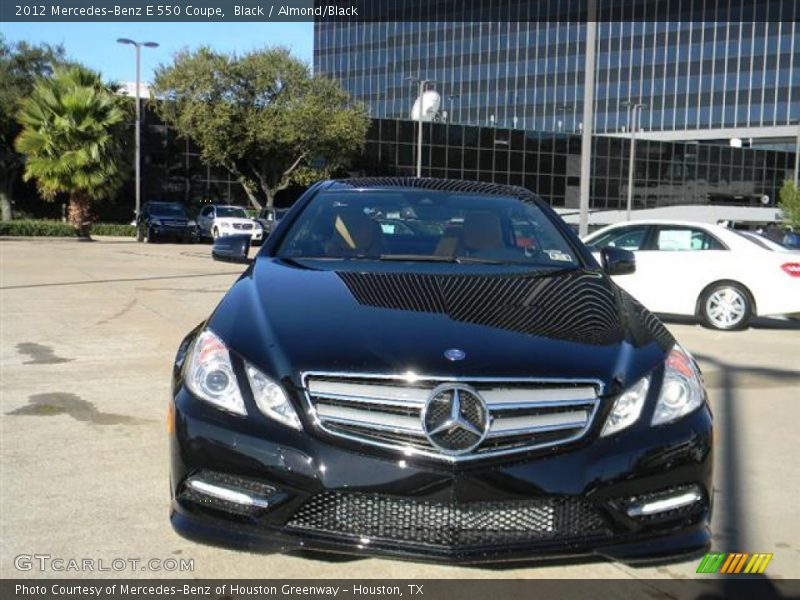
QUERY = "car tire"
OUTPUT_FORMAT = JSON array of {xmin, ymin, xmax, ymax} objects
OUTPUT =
[
  {"xmin": 144, "ymin": 226, "xmax": 156, "ymax": 244},
  {"xmin": 136, "ymin": 226, "xmax": 144, "ymax": 243},
  {"xmin": 212, "ymin": 227, "xmax": 219, "ymax": 240},
  {"xmin": 699, "ymin": 282, "xmax": 752, "ymax": 331}
]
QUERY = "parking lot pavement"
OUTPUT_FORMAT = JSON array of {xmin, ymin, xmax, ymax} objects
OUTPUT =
[{"xmin": 1, "ymin": 237, "xmax": 799, "ymax": 580}]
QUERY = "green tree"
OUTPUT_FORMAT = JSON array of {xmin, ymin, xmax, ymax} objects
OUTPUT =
[
  {"xmin": 15, "ymin": 65, "xmax": 128, "ymax": 237},
  {"xmin": 0, "ymin": 35, "xmax": 66, "ymax": 221},
  {"xmin": 779, "ymin": 179, "xmax": 800, "ymax": 230},
  {"xmin": 152, "ymin": 47, "xmax": 370, "ymax": 208}
]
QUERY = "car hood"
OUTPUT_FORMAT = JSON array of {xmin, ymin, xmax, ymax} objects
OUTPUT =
[{"xmin": 208, "ymin": 259, "xmax": 674, "ymax": 392}]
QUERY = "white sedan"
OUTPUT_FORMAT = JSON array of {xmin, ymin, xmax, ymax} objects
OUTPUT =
[
  {"xmin": 196, "ymin": 204, "xmax": 263, "ymax": 244},
  {"xmin": 583, "ymin": 220, "xmax": 800, "ymax": 330}
]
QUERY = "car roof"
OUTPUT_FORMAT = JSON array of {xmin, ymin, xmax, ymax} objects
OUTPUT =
[
  {"xmin": 585, "ymin": 219, "xmax": 733, "ymax": 237},
  {"xmin": 593, "ymin": 219, "xmax": 726, "ymax": 228},
  {"xmin": 324, "ymin": 177, "xmax": 542, "ymax": 203}
]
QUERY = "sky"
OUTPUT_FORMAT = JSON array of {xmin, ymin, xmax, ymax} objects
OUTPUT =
[{"xmin": 1, "ymin": 22, "xmax": 314, "ymax": 84}]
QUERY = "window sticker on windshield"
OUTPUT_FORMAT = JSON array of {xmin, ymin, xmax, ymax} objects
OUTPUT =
[{"xmin": 547, "ymin": 250, "xmax": 573, "ymax": 262}]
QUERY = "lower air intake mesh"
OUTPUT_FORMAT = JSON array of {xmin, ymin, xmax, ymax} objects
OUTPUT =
[{"xmin": 287, "ymin": 492, "xmax": 611, "ymax": 547}]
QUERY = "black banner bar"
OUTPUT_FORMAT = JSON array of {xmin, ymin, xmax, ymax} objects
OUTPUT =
[
  {"xmin": 2, "ymin": 579, "xmax": 798, "ymax": 600},
  {"xmin": 2, "ymin": 0, "xmax": 799, "ymax": 23}
]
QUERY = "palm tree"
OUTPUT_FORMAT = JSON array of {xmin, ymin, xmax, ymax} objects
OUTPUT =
[{"xmin": 15, "ymin": 65, "xmax": 127, "ymax": 237}]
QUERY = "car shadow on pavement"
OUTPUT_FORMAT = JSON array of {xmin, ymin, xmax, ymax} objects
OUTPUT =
[{"xmin": 692, "ymin": 354, "xmax": 799, "ymax": 595}]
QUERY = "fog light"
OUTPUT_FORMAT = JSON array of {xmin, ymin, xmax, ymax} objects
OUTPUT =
[
  {"xmin": 625, "ymin": 485, "xmax": 703, "ymax": 518},
  {"xmin": 184, "ymin": 472, "xmax": 276, "ymax": 510}
]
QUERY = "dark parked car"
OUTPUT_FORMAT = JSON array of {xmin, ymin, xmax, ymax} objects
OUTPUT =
[
  {"xmin": 136, "ymin": 201, "xmax": 197, "ymax": 243},
  {"xmin": 254, "ymin": 207, "xmax": 289, "ymax": 237},
  {"xmin": 170, "ymin": 178, "xmax": 712, "ymax": 565}
]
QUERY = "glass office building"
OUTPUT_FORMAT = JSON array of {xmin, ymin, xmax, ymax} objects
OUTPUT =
[
  {"xmin": 314, "ymin": 7, "xmax": 800, "ymax": 139},
  {"xmin": 117, "ymin": 114, "xmax": 794, "ymax": 213},
  {"xmin": 356, "ymin": 118, "xmax": 794, "ymax": 210}
]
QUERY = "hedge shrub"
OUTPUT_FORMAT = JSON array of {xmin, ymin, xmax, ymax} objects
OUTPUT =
[
  {"xmin": 91, "ymin": 223, "xmax": 136, "ymax": 237},
  {"xmin": 0, "ymin": 220, "xmax": 77, "ymax": 237},
  {"xmin": 0, "ymin": 220, "xmax": 136, "ymax": 237}
]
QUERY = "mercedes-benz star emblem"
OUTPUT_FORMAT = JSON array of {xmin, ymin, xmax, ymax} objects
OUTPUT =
[
  {"xmin": 444, "ymin": 348, "xmax": 466, "ymax": 361},
  {"xmin": 421, "ymin": 384, "xmax": 490, "ymax": 455}
]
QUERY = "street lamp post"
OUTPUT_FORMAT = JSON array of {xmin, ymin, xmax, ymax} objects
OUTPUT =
[
  {"xmin": 578, "ymin": 18, "xmax": 597, "ymax": 238},
  {"xmin": 117, "ymin": 38, "xmax": 159, "ymax": 219},
  {"xmin": 794, "ymin": 119, "xmax": 800, "ymax": 188},
  {"xmin": 407, "ymin": 77, "xmax": 434, "ymax": 178},
  {"xmin": 446, "ymin": 93, "xmax": 460, "ymax": 123},
  {"xmin": 621, "ymin": 101, "xmax": 648, "ymax": 221}
]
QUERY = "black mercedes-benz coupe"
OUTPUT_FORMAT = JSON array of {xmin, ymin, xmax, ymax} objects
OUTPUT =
[{"xmin": 169, "ymin": 178, "xmax": 712, "ymax": 565}]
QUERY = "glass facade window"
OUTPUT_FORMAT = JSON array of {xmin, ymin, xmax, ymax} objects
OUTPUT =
[{"xmin": 314, "ymin": 7, "xmax": 800, "ymax": 135}]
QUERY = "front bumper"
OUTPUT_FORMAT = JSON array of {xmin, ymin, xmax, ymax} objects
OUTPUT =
[
  {"xmin": 170, "ymin": 386, "xmax": 712, "ymax": 565},
  {"xmin": 152, "ymin": 224, "xmax": 197, "ymax": 238},
  {"xmin": 218, "ymin": 228, "xmax": 263, "ymax": 242}
]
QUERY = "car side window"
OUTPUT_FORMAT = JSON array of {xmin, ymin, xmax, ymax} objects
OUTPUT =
[
  {"xmin": 655, "ymin": 227, "xmax": 725, "ymax": 251},
  {"xmin": 585, "ymin": 227, "xmax": 648, "ymax": 251},
  {"xmin": 200, "ymin": 207, "xmax": 211, "ymax": 217}
]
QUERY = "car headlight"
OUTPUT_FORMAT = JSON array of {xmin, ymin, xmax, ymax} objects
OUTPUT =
[
  {"xmin": 601, "ymin": 375, "xmax": 650, "ymax": 437},
  {"xmin": 245, "ymin": 362, "xmax": 302, "ymax": 430},
  {"xmin": 184, "ymin": 329, "xmax": 302, "ymax": 430},
  {"xmin": 219, "ymin": 222, "xmax": 230, "ymax": 228},
  {"xmin": 652, "ymin": 345, "xmax": 705, "ymax": 426},
  {"xmin": 151, "ymin": 218, "xmax": 162, "ymax": 226},
  {"xmin": 187, "ymin": 219, "xmax": 197, "ymax": 227},
  {"xmin": 185, "ymin": 330, "xmax": 245, "ymax": 416}
]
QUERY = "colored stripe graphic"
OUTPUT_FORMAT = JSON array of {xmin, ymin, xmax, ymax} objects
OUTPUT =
[
  {"xmin": 744, "ymin": 553, "xmax": 773, "ymax": 574},
  {"xmin": 720, "ymin": 553, "xmax": 737, "ymax": 573},
  {"xmin": 698, "ymin": 552, "xmax": 773, "ymax": 574},
  {"xmin": 697, "ymin": 553, "xmax": 726, "ymax": 573}
]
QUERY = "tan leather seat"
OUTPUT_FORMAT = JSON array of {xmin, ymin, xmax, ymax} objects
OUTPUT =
[{"xmin": 327, "ymin": 211, "xmax": 384, "ymax": 256}]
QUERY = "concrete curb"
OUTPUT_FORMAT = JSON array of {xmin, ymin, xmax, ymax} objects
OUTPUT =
[{"xmin": 0, "ymin": 235, "xmax": 135, "ymax": 242}]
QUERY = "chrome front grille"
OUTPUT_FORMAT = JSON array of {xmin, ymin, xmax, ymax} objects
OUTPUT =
[
  {"xmin": 302, "ymin": 373, "xmax": 601, "ymax": 462},
  {"xmin": 233, "ymin": 222, "xmax": 253, "ymax": 230}
]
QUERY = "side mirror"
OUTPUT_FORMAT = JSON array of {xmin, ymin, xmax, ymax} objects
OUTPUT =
[
  {"xmin": 212, "ymin": 234, "xmax": 251, "ymax": 264},
  {"xmin": 601, "ymin": 246, "xmax": 635, "ymax": 276}
]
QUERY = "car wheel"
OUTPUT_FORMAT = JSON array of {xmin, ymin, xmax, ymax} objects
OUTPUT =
[
  {"xmin": 144, "ymin": 227, "xmax": 156, "ymax": 244},
  {"xmin": 212, "ymin": 227, "xmax": 219, "ymax": 240},
  {"xmin": 700, "ymin": 283, "xmax": 752, "ymax": 330},
  {"xmin": 136, "ymin": 226, "xmax": 144, "ymax": 243}
]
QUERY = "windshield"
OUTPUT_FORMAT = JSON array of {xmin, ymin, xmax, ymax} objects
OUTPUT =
[
  {"xmin": 277, "ymin": 190, "xmax": 579, "ymax": 267},
  {"xmin": 731, "ymin": 230, "xmax": 786, "ymax": 252},
  {"xmin": 149, "ymin": 203, "xmax": 187, "ymax": 217},
  {"xmin": 216, "ymin": 206, "xmax": 248, "ymax": 218}
]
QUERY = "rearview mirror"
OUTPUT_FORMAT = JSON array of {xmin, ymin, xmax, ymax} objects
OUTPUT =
[
  {"xmin": 212, "ymin": 234, "xmax": 251, "ymax": 264},
  {"xmin": 601, "ymin": 246, "xmax": 635, "ymax": 276}
]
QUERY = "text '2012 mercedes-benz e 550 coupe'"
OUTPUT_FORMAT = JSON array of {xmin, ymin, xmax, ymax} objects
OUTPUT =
[{"xmin": 169, "ymin": 178, "xmax": 712, "ymax": 565}]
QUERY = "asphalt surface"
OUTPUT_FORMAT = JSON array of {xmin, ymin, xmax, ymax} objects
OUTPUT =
[{"xmin": 1, "ymin": 237, "xmax": 799, "ymax": 580}]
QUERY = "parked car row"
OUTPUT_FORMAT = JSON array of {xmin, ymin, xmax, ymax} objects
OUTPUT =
[{"xmin": 135, "ymin": 202, "xmax": 289, "ymax": 245}]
